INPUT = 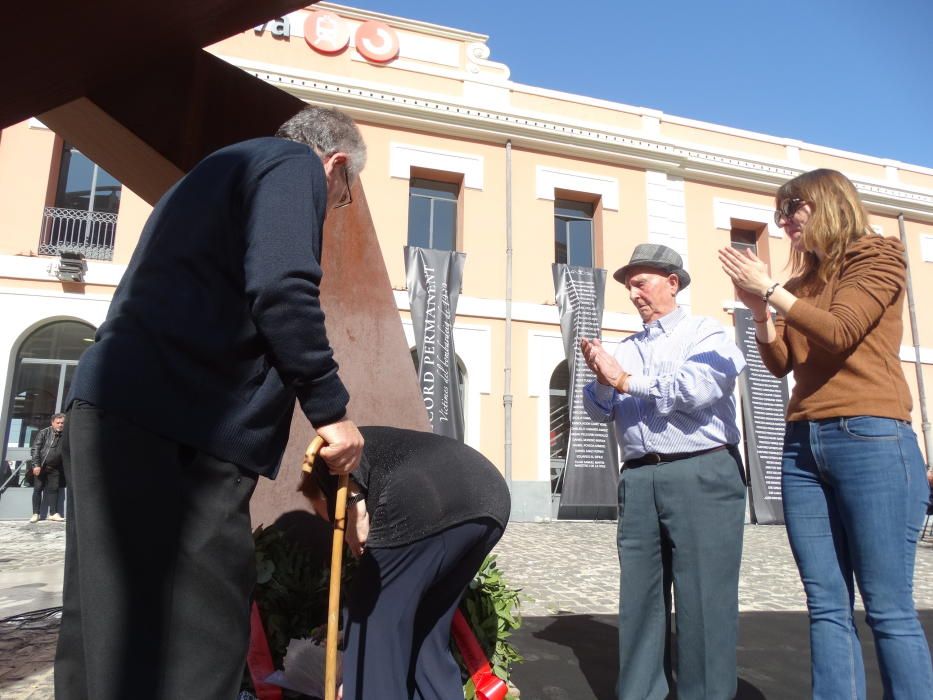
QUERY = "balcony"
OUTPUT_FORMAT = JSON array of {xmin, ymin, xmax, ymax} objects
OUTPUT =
[{"xmin": 39, "ymin": 206, "xmax": 117, "ymax": 261}]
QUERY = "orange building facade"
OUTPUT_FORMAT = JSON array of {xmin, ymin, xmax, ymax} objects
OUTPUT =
[{"xmin": 2, "ymin": 3, "xmax": 933, "ymax": 519}]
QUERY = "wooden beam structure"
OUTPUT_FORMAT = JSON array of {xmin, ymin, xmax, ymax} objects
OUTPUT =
[
  {"xmin": 2, "ymin": 1, "xmax": 430, "ymax": 527},
  {"xmin": 3, "ymin": 0, "xmax": 314, "ymax": 202}
]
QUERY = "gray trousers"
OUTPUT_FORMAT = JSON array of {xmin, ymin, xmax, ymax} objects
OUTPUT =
[{"xmin": 616, "ymin": 446, "xmax": 746, "ymax": 700}]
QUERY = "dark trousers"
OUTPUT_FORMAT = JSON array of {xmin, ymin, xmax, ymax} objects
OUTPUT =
[
  {"xmin": 55, "ymin": 402, "xmax": 258, "ymax": 700},
  {"xmin": 342, "ymin": 519, "xmax": 504, "ymax": 700},
  {"xmin": 32, "ymin": 467, "xmax": 62, "ymax": 515},
  {"xmin": 617, "ymin": 446, "xmax": 746, "ymax": 700}
]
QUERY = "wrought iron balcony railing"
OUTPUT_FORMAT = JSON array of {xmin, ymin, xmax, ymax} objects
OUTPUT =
[{"xmin": 39, "ymin": 206, "xmax": 117, "ymax": 261}]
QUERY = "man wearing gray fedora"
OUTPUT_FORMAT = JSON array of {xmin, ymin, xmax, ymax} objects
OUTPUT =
[{"xmin": 581, "ymin": 243, "xmax": 747, "ymax": 700}]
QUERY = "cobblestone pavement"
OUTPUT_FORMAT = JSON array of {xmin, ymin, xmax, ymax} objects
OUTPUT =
[
  {"xmin": 2, "ymin": 521, "xmax": 932, "ymax": 698},
  {"xmin": 492, "ymin": 522, "xmax": 933, "ymax": 617}
]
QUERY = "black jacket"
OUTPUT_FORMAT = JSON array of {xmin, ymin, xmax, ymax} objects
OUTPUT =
[
  {"xmin": 313, "ymin": 426, "xmax": 511, "ymax": 548},
  {"xmin": 69, "ymin": 138, "xmax": 348, "ymax": 477},
  {"xmin": 31, "ymin": 426, "xmax": 64, "ymax": 471}
]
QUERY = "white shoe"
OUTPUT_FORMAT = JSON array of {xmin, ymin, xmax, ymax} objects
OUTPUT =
[
  {"xmin": 29, "ymin": 514, "xmax": 39, "ymax": 523},
  {"xmin": 49, "ymin": 513, "xmax": 65, "ymax": 522}
]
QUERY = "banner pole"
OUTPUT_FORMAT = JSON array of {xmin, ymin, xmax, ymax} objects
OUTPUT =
[
  {"xmin": 898, "ymin": 214, "xmax": 933, "ymax": 467},
  {"xmin": 503, "ymin": 139, "xmax": 513, "ymax": 487}
]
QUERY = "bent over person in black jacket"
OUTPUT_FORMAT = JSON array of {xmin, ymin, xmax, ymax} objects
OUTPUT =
[
  {"xmin": 55, "ymin": 106, "xmax": 367, "ymax": 700},
  {"xmin": 305, "ymin": 426, "xmax": 511, "ymax": 700}
]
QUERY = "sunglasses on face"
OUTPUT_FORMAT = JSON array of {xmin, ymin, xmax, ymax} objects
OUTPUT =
[{"xmin": 774, "ymin": 197, "xmax": 806, "ymax": 226}]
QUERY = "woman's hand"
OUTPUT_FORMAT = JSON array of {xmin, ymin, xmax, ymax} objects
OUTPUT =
[
  {"xmin": 298, "ymin": 472, "xmax": 332, "ymax": 521},
  {"xmin": 718, "ymin": 247, "xmax": 773, "ymax": 316},
  {"xmin": 345, "ymin": 500, "xmax": 369, "ymax": 558}
]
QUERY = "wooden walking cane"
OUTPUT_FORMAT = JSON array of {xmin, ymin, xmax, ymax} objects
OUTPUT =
[{"xmin": 300, "ymin": 435, "xmax": 348, "ymax": 700}]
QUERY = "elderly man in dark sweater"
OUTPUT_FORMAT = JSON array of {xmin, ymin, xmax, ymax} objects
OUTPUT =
[{"xmin": 55, "ymin": 106, "xmax": 366, "ymax": 700}]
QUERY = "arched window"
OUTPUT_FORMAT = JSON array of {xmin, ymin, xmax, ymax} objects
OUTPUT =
[
  {"xmin": 4, "ymin": 321, "xmax": 95, "ymax": 467},
  {"xmin": 549, "ymin": 360, "xmax": 570, "ymax": 494}
]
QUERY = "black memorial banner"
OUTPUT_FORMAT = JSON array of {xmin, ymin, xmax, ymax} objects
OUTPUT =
[
  {"xmin": 405, "ymin": 246, "xmax": 466, "ymax": 441},
  {"xmin": 734, "ymin": 308, "xmax": 787, "ymax": 524},
  {"xmin": 552, "ymin": 264, "xmax": 618, "ymax": 519}
]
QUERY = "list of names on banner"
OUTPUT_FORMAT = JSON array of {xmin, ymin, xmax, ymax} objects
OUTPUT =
[
  {"xmin": 737, "ymin": 317, "xmax": 785, "ymax": 500},
  {"xmin": 566, "ymin": 268, "xmax": 611, "ymax": 470}
]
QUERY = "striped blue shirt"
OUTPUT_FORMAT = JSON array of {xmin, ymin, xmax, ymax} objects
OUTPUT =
[{"xmin": 583, "ymin": 306, "xmax": 746, "ymax": 462}]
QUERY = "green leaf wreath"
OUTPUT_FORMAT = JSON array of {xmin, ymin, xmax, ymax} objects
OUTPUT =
[{"xmin": 457, "ymin": 555, "xmax": 523, "ymax": 699}]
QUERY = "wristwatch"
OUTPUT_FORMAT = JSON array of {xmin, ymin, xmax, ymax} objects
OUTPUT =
[
  {"xmin": 346, "ymin": 491, "xmax": 366, "ymax": 507},
  {"xmin": 763, "ymin": 282, "xmax": 781, "ymax": 302}
]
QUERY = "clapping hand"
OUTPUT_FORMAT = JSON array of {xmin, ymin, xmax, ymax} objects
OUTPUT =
[
  {"xmin": 580, "ymin": 338, "xmax": 627, "ymax": 390},
  {"xmin": 718, "ymin": 247, "xmax": 772, "ymax": 317}
]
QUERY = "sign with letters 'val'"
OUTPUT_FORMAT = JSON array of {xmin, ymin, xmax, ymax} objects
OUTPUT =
[
  {"xmin": 734, "ymin": 308, "xmax": 787, "ymax": 524},
  {"xmin": 553, "ymin": 264, "xmax": 619, "ymax": 519},
  {"xmin": 405, "ymin": 247, "xmax": 465, "ymax": 441}
]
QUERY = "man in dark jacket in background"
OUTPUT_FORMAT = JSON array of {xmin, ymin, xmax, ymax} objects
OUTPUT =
[
  {"xmin": 29, "ymin": 412, "xmax": 65, "ymax": 522},
  {"xmin": 55, "ymin": 105, "xmax": 366, "ymax": 700}
]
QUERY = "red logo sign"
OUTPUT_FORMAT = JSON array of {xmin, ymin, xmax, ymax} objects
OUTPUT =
[
  {"xmin": 304, "ymin": 10, "xmax": 350, "ymax": 54},
  {"xmin": 355, "ymin": 21, "xmax": 399, "ymax": 63}
]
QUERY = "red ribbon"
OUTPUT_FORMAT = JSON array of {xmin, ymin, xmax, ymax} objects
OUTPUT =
[
  {"xmin": 451, "ymin": 609, "xmax": 508, "ymax": 700},
  {"xmin": 247, "ymin": 600, "xmax": 283, "ymax": 700}
]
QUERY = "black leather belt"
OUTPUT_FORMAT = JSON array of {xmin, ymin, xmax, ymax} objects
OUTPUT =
[{"xmin": 623, "ymin": 444, "xmax": 729, "ymax": 469}]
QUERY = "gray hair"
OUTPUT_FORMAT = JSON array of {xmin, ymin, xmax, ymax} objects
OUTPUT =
[
  {"xmin": 52, "ymin": 413, "xmax": 65, "ymax": 422},
  {"xmin": 276, "ymin": 105, "xmax": 367, "ymax": 181}
]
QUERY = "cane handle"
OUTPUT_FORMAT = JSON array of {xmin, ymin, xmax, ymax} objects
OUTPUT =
[{"xmin": 301, "ymin": 435, "xmax": 326, "ymax": 474}]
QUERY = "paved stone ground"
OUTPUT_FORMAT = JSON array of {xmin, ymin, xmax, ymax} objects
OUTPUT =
[
  {"xmin": 492, "ymin": 521, "xmax": 933, "ymax": 617},
  {"xmin": 0, "ymin": 520, "xmax": 66, "ymax": 699},
  {"xmin": 2, "ymin": 520, "xmax": 932, "ymax": 698}
]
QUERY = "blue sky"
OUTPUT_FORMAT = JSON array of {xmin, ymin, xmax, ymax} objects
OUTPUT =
[{"xmin": 344, "ymin": 0, "xmax": 933, "ymax": 170}]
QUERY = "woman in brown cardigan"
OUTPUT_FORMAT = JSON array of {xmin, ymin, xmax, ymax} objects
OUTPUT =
[{"xmin": 719, "ymin": 169, "xmax": 932, "ymax": 699}]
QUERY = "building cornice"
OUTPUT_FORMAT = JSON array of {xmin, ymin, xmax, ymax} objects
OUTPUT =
[
  {"xmin": 519, "ymin": 82, "xmax": 933, "ymax": 179},
  {"xmin": 314, "ymin": 3, "xmax": 489, "ymax": 44},
  {"xmin": 221, "ymin": 55, "xmax": 933, "ymax": 222},
  {"xmin": 249, "ymin": 7, "xmax": 933, "ymax": 179},
  {"xmin": 0, "ymin": 254, "xmax": 125, "ymax": 287}
]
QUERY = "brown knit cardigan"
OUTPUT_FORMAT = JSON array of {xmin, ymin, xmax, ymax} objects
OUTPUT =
[{"xmin": 757, "ymin": 235, "xmax": 913, "ymax": 422}]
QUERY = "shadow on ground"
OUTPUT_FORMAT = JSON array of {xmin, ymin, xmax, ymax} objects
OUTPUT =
[{"xmin": 509, "ymin": 610, "xmax": 933, "ymax": 700}]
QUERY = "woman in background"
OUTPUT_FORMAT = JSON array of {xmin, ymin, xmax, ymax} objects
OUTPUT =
[
  {"xmin": 719, "ymin": 169, "xmax": 933, "ymax": 699},
  {"xmin": 305, "ymin": 425, "xmax": 510, "ymax": 700}
]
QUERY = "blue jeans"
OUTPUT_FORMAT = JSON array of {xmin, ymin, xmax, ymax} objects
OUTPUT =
[{"xmin": 782, "ymin": 417, "xmax": 933, "ymax": 699}]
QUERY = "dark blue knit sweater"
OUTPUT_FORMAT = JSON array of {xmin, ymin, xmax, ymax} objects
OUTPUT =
[{"xmin": 70, "ymin": 137, "xmax": 349, "ymax": 477}]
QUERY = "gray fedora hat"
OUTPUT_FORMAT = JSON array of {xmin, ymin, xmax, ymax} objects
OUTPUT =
[{"xmin": 612, "ymin": 243, "xmax": 691, "ymax": 290}]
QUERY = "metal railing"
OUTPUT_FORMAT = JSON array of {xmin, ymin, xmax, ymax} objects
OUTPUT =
[{"xmin": 39, "ymin": 207, "xmax": 117, "ymax": 261}]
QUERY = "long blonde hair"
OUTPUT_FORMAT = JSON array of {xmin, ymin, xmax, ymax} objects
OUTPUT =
[{"xmin": 777, "ymin": 169, "xmax": 874, "ymax": 284}]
